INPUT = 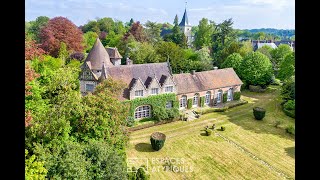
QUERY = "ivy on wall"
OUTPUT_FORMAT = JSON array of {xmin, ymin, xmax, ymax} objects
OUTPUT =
[
  {"xmin": 233, "ymin": 92, "xmax": 241, "ymax": 100},
  {"xmin": 187, "ymin": 99, "xmax": 192, "ymax": 109},
  {"xmin": 200, "ymin": 96, "xmax": 205, "ymax": 107},
  {"xmin": 126, "ymin": 93, "xmax": 179, "ymax": 121},
  {"xmin": 223, "ymin": 93, "xmax": 228, "ymax": 103}
]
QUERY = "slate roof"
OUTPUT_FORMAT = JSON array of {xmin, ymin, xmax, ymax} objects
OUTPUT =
[
  {"xmin": 106, "ymin": 62, "xmax": 173, "ymax": 100},
  {"xmin": 83, "ymin": 38, "xmax": 113, "ymax": 70},
  {"xmin": 179, "ymin": 8, "xmax": 191, "ymax": 26},
  {"xmin": 173, "ymin": 68, "xmax": 243, "ymax": 95},
  {"xmin": 106, "ymin": 47, "xmax": 123, "ymax": 59}
]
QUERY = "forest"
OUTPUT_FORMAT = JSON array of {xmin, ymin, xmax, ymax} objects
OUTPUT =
[{"xmin": 25, "ymin": 15, "xmax": 295, "ymax": 179}]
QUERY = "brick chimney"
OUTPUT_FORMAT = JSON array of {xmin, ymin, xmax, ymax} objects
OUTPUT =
[{"xmin": 126, "ymin": 57, "xmax": 132, "ymax": 65}]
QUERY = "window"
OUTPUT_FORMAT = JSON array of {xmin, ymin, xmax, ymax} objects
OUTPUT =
[
  {"xmin": 193, "ymin": 93, "xmax": 199, "ymax": 106},
  {"xmin": 165, "ymin": 86, "xmax": 173, "ymax": 92},
  {"xmin": 85, "ymin": 84, "xmax": 94, "ymax": 92},
  {"xmin": 151, "ymin": 88, "xmax": 159, "ymax": 95},
  {"xmin": 180, "ymin": 95, "xmax": 187, "ymax": 108},
  {"xmin": 134, "ymin": 105, "xmax": 151, "ymax": 119},
  {"xmin": 227, "ymin": 88, "xmax": 233, "ymax": 101},
  {"xmin": 166, "ymin": 101, "xmax": 173, "ymax": 109},
  {"xmin": 135, "ymin": 90, "xmax": 143, "ymax": 97},
  {"xmin": 216, "ymin": 91, "xmax": 222, "ymax": 103},
  {"xmin": 205, "ymin": 91, "xmax": 211, "ymax": 105}
]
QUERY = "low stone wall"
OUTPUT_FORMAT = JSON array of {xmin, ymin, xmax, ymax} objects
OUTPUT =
[{"xmin": 249, "ymin": 85, "xmax": 266, "ymax": 92}]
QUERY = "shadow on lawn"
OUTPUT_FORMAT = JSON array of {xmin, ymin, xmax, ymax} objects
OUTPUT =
[
  {"xmin": 285, "ymin": 146, "xmax": 295, "ymax": 159},
  {"xmin": 135, "ymin": 143, "xmax": 155, "ymax": 152}
]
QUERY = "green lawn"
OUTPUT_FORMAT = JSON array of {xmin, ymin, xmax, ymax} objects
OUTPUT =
[{"xmin": 126, "ymin": 85, "xmax": 295, "ymax": 180}]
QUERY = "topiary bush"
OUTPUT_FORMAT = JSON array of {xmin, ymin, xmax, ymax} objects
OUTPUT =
[
  {"xmin": 223, "ymin": 93, "xmax": 227, "ymax": 103},
  {"xmin": 212, "ymin": 124, "xmax": 216, "ymax": 130},
  {"xmin": 187, "ymin": 98, "xmax": 192, "ymax": 109},
  {"xmin": 221, "ymin": 126, "xmax": 226, "ymax": 131},
  {"xmin": 200, "ymin": 96, "xmax": 205, "ymax": 107},
  {"xmin": 150, "ymin": 132, "xmax": 166, "ymax": 151},
  {"xmin": 205, "ymin": 129, "xmax": 212, "ymax": 136},
  {"xmin": 253, "ymin": 107, "xmax": 266, "ymax": 120},
  {"xmin": 284, "ymin": 100, "xmax": 295, "ymax": 110}
]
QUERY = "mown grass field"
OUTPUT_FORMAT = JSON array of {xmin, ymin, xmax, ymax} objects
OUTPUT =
[{"xmin": 126, "ymin": 86, "xmax": 295, "ymax": 180}]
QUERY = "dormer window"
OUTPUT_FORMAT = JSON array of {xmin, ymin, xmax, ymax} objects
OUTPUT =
[
  {"xmin": 151, "ymin": 88, "xmax": 159, "ymax": 95},
  {"xmin": 165, "ymin": 86, "xmax": 173, "ymax": 92},
  {"xmin": 135, "ymin": 90, "xmax": 143, "ymax": 97}
]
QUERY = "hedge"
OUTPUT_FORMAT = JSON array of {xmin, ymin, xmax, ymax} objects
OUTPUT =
[
  {"xmin": 195, "ymin": 100, "xmax": 248, "ymax": 115},
  {"xmin": 127, "ymin": 93, "xmax": 179, "ymax": 121},
  {"xmin": 187, "ymin": 98, "xmax": 192, "ymax": 109},
  {"xmin": 200, "ymin": 96, "xmax": 205, "ymax": 107},
  {"xmin": 223, "ymin": 93, "xmax": 227, "ymax": 103},
  {"xmin": 233, "ymin": 92, "xmax": 241, "ymax": 100}
]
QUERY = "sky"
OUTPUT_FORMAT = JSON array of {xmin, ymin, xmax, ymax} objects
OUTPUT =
[{"xmin": 25, "ymin": 0, "xmax": 295, "ymax": 29}]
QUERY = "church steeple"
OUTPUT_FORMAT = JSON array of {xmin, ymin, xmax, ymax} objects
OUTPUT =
[{"xmin": 179, "ymin": 2, "xmax": 190, "ymax": 26}]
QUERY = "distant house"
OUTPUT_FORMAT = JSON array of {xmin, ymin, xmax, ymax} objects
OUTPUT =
[
  {"xmin": 254, "ymin": 42, "xmax": 278, "ymax": 51},
  {"xmin": 80, "ymin": 38, "xmax": 243, "ymax": 119}
]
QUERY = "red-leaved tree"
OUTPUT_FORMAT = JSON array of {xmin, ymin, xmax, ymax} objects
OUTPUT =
[
  {"xmin": 39, "ymin": 17, "xmax": 84, "ymax": 57},
  {"xmin": 124, "ymin": 21, "xmax": 147, "ymax": 42},
  {"xmin": 25, "ymin": 35, "xmax": 45, "ymax": 127}
]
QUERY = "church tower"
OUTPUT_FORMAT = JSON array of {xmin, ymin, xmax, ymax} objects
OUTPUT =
[{"xmin": 179, "ymin": 2, "xmax": 193, "ymax": 46}]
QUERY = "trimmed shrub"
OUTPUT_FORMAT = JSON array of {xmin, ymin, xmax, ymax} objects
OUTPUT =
[
  {"xmin": 223, "ymin": 93, "xmax": 227, "ymax": 103},
  {"xmin": 212, "ymin": 124, "xmax": 216, "ymax": 130},
  {"xmin": 205, "ymin": 129, "xmax": 212, "ymax": 136},
  {"xmin": 187, "ymin": 99, "xmax": 192, "ymax": 109},
  {"xmin": 283, "ymin": 108, "xmax": 295, "ymax": 118},
  {"xmin": 253, "ymin": 107, "xmax": 266, "ymax": 120},
  {"xmin": 284, "ymin": 100, "xmax": 295, "ymax": 110},
  {"xmin": 233, "ymin": 91, "xmax": 241, "ymax": 100},
  {"xmin": 200, "ymin": 96, "xmax": 205, "ymax": 107},
  {"xmin": 221, "ymin": 126, "xmax": 226, "ymax": 131},
  {"xmin": 286, "ymin": 124, "xmax": 295, "ymax": 135},
  {"xmin": 136, "ymin": 165, "xmax": 150, "ymax": 180},
  {"xmin": 126, "ymin": 116, "xmax": 135, "ymax": 127},
  {"xmin": 150, "ymin": 132, "xmax": 166, "ymax": 151}
]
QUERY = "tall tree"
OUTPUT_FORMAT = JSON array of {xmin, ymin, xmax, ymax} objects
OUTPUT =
[
  {"xmin": 58, "ymin": 42, "xmax": 69, "ymax": 61},
  {"xmin": 270, "ymin": 44, "xmax": 292, "ymax": 71},
  {"xmin": 27, "ymin": 16, "xmax": 50, "ymax": 42},
  {"xmin": 278, "ymin": 52, "xmax": 295, "ymax": 81},
  {"xmin": 193, "ymin": 18, "xmax": 213, "ymax": 49},
  {"xmin": 40, "ymin": 17, "xmax": 84, "ymax": 57},
  {"xmin": 83, "ymin": 31, "xmax": 99, "ymax": 53},
  {"xmin": 145, "ymin": 21, "xmax": 162, "ymax": 44},
  {"xmin": 221, "ymin": 53, "xmax": 243, "ymax": 75},
  {"xmin": 256, "ymin": 45, "xmax": 273, "ymax": 60},
  {"xmin": 125, "ymin": 21, "xmax": 147, "ymax": 42},
  {"xmin": 238, "ymin": 52, "xmax": 273, "ymax": 86}
]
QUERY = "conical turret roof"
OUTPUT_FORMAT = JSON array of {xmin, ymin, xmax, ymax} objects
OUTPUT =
[
  {"xmin": 84, "ymin": 38, "xmax": 113, "ymax": 69},
  {"xmin": 179, "ymin": 8, "xmax": 190, "ymax": 26}
]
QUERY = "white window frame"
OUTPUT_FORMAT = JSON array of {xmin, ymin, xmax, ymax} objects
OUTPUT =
[
  {"xmin": 193, "ymin": 94, "xmax": 199, "ymax": 107},
  {"xmin": 216, "ymin": 91, "xmax": 222, "ymax": 103},
  {"xmin": 205, "ymin": 91, "xmax": 211, "ymax": 105},
  {"xmin": 166, "ymin": 101, "xmax": 173, "ymax": 109},
  {"xmin": 227, "ymin": 88, "xmax": 233, "ymax": 101},
  {"xmin": 151, "ymin": 88, "xmax": 159, "ymax": 95},
  {"xmin": 135, "ymin": 90, "xmax": 144, "ymax": 97},
  {"xmin": 85, "ymin": 84, "xmax": 95, "ymax": 92},
  {"xmin": 180, "ymin": 95, "xmax": 187, "ymax": 108},
  {"xmin": 165, "ymin": 86, "xmax": 173, "ymax": 93},
  {"xmin": 134, "ymin": 105, "xmax": 151, "ymax": 119}
]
